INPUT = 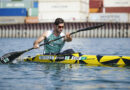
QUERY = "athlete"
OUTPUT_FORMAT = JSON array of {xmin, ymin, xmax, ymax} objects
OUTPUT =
[{"xmin": 33, "ymin": 18, "xmax": 73, "ymax": 54}]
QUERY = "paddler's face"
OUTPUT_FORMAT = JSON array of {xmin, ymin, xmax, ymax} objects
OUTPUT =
[{"xmin": 55, "ymin": 23, "xmax": 64, "ymax": 33}]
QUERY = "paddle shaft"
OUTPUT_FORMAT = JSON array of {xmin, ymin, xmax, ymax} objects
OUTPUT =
[
  {"xmin": 26, "ymin": 24, "xmax": 104, "ymax": 52},
  {"xmin": 0, "ymin": 24, "xmax": 104, "ymax": 64}
]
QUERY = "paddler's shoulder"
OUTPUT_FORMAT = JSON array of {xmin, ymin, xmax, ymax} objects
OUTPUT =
[
  {"xmin": 45, "ymin": 30, "xmax": 53, "ymax": 37},
  {"xmin": 60, "ymin": 32, "xmax": 65, "ymax": 37}
]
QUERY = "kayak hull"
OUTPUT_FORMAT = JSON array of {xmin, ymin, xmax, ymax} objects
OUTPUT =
[{"xmin": 24, "ymin": 53, "xmax": 130, "ymax": 66}]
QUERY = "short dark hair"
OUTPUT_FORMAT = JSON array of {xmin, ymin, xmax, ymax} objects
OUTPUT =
[{"xmin": 54, "ymin": 18, "xmax": 64, "ymax": 25}]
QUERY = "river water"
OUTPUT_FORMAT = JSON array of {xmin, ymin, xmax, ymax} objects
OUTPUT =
[{"xmin": 0, "ymin": 38, "xmax": 130, "ymax": 90}]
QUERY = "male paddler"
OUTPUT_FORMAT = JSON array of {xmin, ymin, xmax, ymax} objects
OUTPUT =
[{"xmin": 33, "ymin": 18, "xmax": 74, "ymax": 55}]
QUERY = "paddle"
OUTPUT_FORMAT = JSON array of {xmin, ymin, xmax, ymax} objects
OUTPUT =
[{"xmin": 0, "ymin": 24, "xmax": 104, "ymax": 64}]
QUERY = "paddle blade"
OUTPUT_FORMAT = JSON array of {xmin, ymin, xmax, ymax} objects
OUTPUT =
[
  {"xmin": 79, "ymin": 24, "xmax": 105, "ymax": 32},
  {"xmin": 70, "ymin": 24, "xmax": 105, "ymax": 35},
  {"xmin": 0, "ymin": 51, "xmax": 26, "ymax": 64}
]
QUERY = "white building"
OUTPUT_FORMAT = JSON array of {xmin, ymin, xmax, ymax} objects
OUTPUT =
[{"xmin": 38, "ymin": 0, "xmax": 89, "ymax": 22}]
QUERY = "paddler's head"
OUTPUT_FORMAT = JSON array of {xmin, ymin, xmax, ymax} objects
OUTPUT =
[{"xmin": 54, "ymin": 18, "xmax": 64, "ymax": 35}]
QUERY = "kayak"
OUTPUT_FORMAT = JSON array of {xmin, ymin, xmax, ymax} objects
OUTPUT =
[{"xmin": 24, "ymin": 53, "xmax": 130, "ymax": 66}]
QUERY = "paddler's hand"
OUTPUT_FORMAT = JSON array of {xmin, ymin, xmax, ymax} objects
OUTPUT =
[
  {"xmin": 64, "ymin": 33, "xmax": 72, "ymax": 42},
  {"xmin": 33, "ymin": 44, "xmax": 39, "ymax": 49}
]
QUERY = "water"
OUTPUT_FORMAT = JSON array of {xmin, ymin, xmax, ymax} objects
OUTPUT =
[{"xmin": 0, "ymin": 38, "xmax": 130, "ymax": 90}]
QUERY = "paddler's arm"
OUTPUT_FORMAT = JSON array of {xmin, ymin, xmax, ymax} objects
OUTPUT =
[
  {"xmin": 64, "ymin": 33, "xmax": 72, "ymax": 42},
  {"xmin": 33, "ymin": 31, "xmax": 47, "ymax": 49}
]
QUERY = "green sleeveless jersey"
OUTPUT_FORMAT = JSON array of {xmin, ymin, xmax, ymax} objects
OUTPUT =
[{"xmin": 44, "ymin": 30, "xmax": 65, "ymax": 54}]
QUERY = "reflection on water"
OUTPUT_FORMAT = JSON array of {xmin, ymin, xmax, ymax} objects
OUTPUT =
[
  {"xmin": 0, "ymin": 38, "xmax": 130, "ymax": 90},
  {"xmin": 1, "ymin": 63, "xmax": 130, "ymax": 90}
]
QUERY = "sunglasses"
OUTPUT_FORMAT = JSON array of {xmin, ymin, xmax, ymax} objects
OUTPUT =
[{"xmin": 58, "ymin": 25, "xmax": 64, "ymax": 28}]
